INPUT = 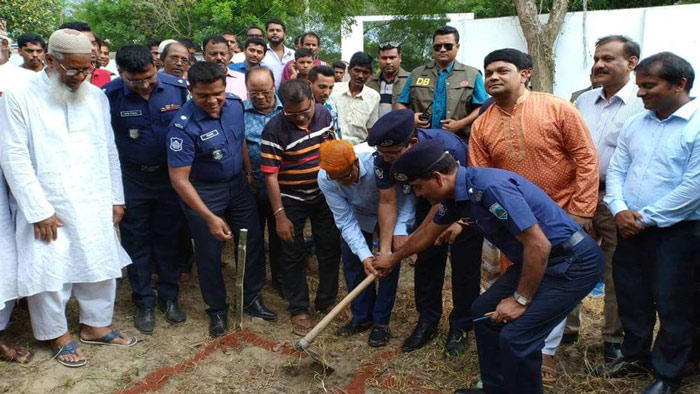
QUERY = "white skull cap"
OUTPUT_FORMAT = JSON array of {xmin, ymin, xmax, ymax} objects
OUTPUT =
[{"xmin": 48, "ymin": 29, "xmax": 92, "ymax": 55}]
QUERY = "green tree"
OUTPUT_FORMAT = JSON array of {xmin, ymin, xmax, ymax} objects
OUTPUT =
[{"xmin": 1, "ymin": 0, "xmax": 66, "ymax": 40}]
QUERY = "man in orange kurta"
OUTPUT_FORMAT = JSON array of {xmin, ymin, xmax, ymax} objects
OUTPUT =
[{"xmin": 469, "ymin": 48, "xmax": 599, "ymax": 382}]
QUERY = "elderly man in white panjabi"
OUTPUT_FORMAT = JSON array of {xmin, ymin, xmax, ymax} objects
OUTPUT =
[{"xmin": 0, "ymin": 29, "xmax": 136, "ymax": 368}]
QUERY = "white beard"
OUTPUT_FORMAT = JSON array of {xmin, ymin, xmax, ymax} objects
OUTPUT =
[{"xmin": 47, "ymin": 72, "xmax": 91, "ymax": 105}]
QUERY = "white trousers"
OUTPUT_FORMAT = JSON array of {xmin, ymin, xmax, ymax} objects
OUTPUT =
[
  {"xmin": 542, "ymin": 317, "xmax": 567, "ymax": 356},
  {"xmin": 0, "ymin": 301, "xmax": 14, "ymax": 331},
  {"xmin": 27, "ymin": 279, "xmax": 116, "ymax": 341}
]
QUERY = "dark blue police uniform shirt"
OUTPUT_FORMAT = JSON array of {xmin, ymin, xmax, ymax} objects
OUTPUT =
[
  {"xmin": 434, "ymin": 166, "xmax": 581, "ymax": 265},
  {"xmin": 374, "ymin": 128, "xmax": 468, "ymax": 190},
  {"xmin": 103, "ymin": 73, "xmax": 188, "ymax": 166},
  {"xmin": 166, "ymin": 93, "xmax": 245, "ymax": 181}
]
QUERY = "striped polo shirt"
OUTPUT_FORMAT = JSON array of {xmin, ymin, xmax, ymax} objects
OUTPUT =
[{"xmin": 260, "ymin": 104, "xmax": 334, "ymax": 202}]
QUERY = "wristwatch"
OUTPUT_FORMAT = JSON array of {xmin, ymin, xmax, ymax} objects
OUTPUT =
[{"xmin": 513, "ymin": 291, "xmax": 531, "ymax": 307}]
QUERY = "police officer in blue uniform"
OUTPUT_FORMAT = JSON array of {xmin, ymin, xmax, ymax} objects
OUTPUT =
[
  {"xmin": 368, "ymin": 109, "xmax": 483, "ymax": 357},
  {"xmin": 103, "ymin": 44, "xmax": 190, "ymax": 334},
  {"xmin": 166, "ymin": 61, "xmax": 275, "ymax": 338},
  {"xmin": 373, "ymin": 140, "xmax": 604, "ymax": 394}
]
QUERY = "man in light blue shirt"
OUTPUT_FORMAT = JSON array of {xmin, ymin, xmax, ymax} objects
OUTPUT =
[
  {"xmin": 244, "ymin": 67, "xmax": 284, "ymax": 292},
  {"xmin": 602, "ymin": 52, "xmax": 700, "ymax": 394},
  {"xmin": 318, "ymin": 140, "xmax": 414, "ymax": 347}
]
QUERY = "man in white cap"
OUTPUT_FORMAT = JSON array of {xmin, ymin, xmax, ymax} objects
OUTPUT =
[{"xmin": 0, "ymin": 28, "xmax": 137, "ymax": 368}]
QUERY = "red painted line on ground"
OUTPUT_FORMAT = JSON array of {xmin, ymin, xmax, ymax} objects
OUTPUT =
[
  {"xmin": 115, "ymin": 328, "xmax": 304, "ymax": 394},
  {"xmin": 114, "ymin": 332, "xmax": 243, "ymax": 394},
  {"xmin": 117, "ymin": 328, "xmax": 435, "ymax": 394},
  {"xmin": 340, "ymin": 349, "xmax": 398, "ymax": 394}
]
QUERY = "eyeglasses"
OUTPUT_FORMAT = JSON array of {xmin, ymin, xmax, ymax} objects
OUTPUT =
[
  {"xmin": 57, "ymin": 62, "xmax": 91, "ymax": 77},
  {"xmin": 283, "ymin": 98, "xmax": 314, "ymax": 117},
  {"xmin": 166, "ymin": 56, "xmax": 190, "ymax": 65},
  {"xmin": 379, "ymin": 41, "xmax": 400, "ymax": 50},
  {"xmin": 124, "ymin": 75, "xmax": 158, "ymax": 87},
  {"xmin": 433, "ymin": 43, "xmax": 455, "ymax": 51},
  {"xmin": 326, "ymin": 161, "xmax": 357, "ymax": 181},
  {"xmin": 248, "ymin": 86, "xmax": 275, "ymax": 98}
]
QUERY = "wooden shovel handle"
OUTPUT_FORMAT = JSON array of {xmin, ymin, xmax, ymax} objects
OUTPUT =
[{"xmin": 299, "ymin": 273, "xmax": 377, "ymax": 347}]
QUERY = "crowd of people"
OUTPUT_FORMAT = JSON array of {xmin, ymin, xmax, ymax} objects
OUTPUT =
[{"xmin": 0, "ymin": 17, "xmax": 698, "ymax": 394}]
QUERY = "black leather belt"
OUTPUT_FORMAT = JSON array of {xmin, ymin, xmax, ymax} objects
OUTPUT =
[
  {"xmin": 549, "ymin": 228, "xmax": 587, "ymax": 258},
  {"xmin": 122, "ymin": 161, "xmax": 164, "ymax": 173}
]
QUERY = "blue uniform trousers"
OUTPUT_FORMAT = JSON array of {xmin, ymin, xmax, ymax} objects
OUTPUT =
[
  {"xmin": 121, "ymin": 167, "xmax": 187, "ymax": 309},
  {"xmin": 278, "ymin": 196, "xmax": 340, "ymax": 316},
  {"xmin": 613, "ymin": 220, "xmax": 699, "ymax": 385},
  {"xmin": 341, "ymin": 231, "xmax": 400, "ymax": 326},
  {"xmin": 472, "ymin": 236, "xmax": 603, "ymax": 394},
  {"xmin": 181, "ymin": 174, "xmax": 265, "ymax": 317},
  {"xmin": 414, "ymin": 198, "xmax": 483, "ymax": 333}
]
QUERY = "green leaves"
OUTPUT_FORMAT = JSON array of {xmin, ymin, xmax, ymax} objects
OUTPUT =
[{"xmin": 1, "ymin": 0, "xmax": 65, "ymax": 40}]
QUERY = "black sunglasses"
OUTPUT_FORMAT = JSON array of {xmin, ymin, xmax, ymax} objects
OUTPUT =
[
  {"xmin": 433, "ymin": 43, "xmax": 454, "ymax": 51},
  {"xmin": 379, "ymin": 41, "xmax": 400, "ymax": 50}
]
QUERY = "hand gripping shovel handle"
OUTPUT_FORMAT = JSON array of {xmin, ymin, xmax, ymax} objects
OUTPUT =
[{"xmin": 296, "ymin": 273, "xmax": 377, "ymax": 350}]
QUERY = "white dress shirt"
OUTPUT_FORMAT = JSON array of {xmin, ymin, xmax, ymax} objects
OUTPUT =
[
  {"xmin": 260, "ymin": 44, "xmax": 295, "ymax": 89},
  {"xmin": 575, "ymin": 79, "xmax": 645, "ymax": 181}
]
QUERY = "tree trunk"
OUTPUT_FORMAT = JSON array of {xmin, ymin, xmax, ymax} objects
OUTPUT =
[{"xmin": 514, "ymin": 0, "xmax": 568, "ymax": 93}]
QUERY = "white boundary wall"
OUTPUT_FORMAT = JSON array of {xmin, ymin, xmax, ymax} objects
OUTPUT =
[
  {"xmin": 341, "ymin": 13, "xmax": 474, "ymax": 62},
  {"xmin": 452, "ymin": 3, "xmax": 700, "ymax": 98}
]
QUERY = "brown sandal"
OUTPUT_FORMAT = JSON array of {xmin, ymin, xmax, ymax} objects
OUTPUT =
[
  {"xmin": 0, "ymin": 342, "xmax": 34, "ymax": 364},
  {"xmin": 291, "ymin": 314, "xmax": 314, "ymax": 336},
  {"xmin": 541, "ymin": 354, "xmax": 558, "ymax": 383}
]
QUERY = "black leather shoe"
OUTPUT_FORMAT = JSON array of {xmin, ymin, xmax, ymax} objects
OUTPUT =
[
  {"xmin": 642, "ymin": 379, "xmax": 677, "ymax": 394},
  {"xmin": 454, "ymin": 389, "xmax": 485, "ymax": 394},
  {"xmin": 134, "ymin": 307, "xmax": 155, "ymax": 334},
  {"xmin": 368, "ymin": 325, "xmax": 391, "ymax": 347},
  {"xmin": 445, "ymin": 330, "xmax": 469, "ymax": 358},
  {"xmin": 603, "ymin": 341, "xmax": 623, "ymax": 363},
  {"xmin": 590, "ymin": 357, "xmax": 652, "ymax": 377},
  {"xmin": 402, "ymin": 322, "xmax": 437, "ymax": 353},
  {"xmin": 158, "ymin": 299, "xmax": 186, "ymax": 324},
  {"xmin": 561, "ymin": 332, "xmax": 579, "ymax": 345},
  {"xmin": 209, "ymin": 314, "xmax": 228, "ymax": 338},
  {"xmin": 334, "ymin": 320, "xmax": 373, "ymax": 337},
  {"xmin": 244, "ymin": 297, "xmax": 277, "ymax": 321}
]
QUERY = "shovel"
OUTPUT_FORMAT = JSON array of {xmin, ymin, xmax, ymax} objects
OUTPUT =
[{"xmin": 294, "ymin": 273, "xmax": 377, "ymax": 371}]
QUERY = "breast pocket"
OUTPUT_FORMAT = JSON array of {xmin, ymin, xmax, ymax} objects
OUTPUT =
[
  {"xmin": 659, "ymin": 133, "xmax": 690, "ymax": 169},
  {"xmin": 603, "ymin": 121, "xmax": 624, "ymax": 147},
  {"xmin": 197, "ymin": 133, "xmax": 228, "ymax": 161}
]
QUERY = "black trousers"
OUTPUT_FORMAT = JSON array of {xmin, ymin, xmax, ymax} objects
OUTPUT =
[
  {"xmin": 278, "ymin": 196, "xmax": 341, "ymax": 316},
  {"xmin": 181, "ymin": 174, "xmax": 265, "ymax": 317},
  {"xmin": 121, "ymin": 168, "xmax": 187, "ymax": 309},
  {"xmin": 613, "ymin": 221, "xmax": 699, "ymax": 385},
  {"xmin": 413, "ymin": 198, "xmax": 483, "ymax": 333},
  {"xmin": 256, "ymin": 194, "xmax": 282, "ymax": 287}
]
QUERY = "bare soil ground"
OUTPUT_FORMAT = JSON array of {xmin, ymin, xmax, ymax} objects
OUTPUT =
[{"xmin": 1, "ymin": 240, "xmax": 699, "ymax": 394}]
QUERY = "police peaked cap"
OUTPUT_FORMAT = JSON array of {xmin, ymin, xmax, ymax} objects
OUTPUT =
[
  {"xmin": 391, "ymin": 139, "xmax": 449, "ymax": 182},
  {"xmin": 367, "ymin": 109, "xmax": 416, "ymax": 147}
]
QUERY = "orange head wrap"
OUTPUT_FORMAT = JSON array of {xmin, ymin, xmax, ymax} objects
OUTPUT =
[{"xmin": 319, "ymin": 139, "xmax": 356, "ymax": 174}]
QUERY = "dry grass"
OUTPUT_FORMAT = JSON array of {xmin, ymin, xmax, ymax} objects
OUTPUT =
[{"xmin": 0, "ymin": 238, "xmax": 698, "ymax": 393}]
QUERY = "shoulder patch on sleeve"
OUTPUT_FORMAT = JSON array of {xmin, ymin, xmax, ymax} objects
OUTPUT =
[{"xmin": 489, "ymin": 202, "xmax": 508, "ymax": 220}]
